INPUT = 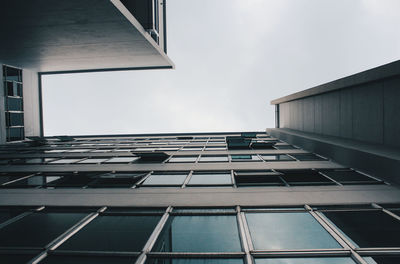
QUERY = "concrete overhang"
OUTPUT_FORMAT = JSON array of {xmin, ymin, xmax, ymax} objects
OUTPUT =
[{"xmin": 0, "ymin": 0, "xmax": 174, "ymax": 73}]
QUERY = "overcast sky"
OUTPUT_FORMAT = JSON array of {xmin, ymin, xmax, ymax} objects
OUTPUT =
[{"xmin": 42, "ymin": 0, "xmax": 400, "ymax": 136}]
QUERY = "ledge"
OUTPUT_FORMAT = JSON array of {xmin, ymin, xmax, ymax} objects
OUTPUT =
[{"xmin": 271, "ymin": 60, "xmax": 400, "ymax": 105}]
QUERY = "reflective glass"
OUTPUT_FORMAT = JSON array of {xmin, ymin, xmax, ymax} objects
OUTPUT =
[
  {"xmin": 104, "ymin": 157, "xmax": 139, "ymax": 163},
  {"xmin": 0, "ymin": 212, "xmax": 87, "ymax": 247},
  {"xmin": 5, "ymin": 175, "xmax": 62, "ymax": 188},
  {"xmin": 153, "ymin": 215, "xmax": 241, "ymax": 252},
  {"xmin": 320, "ymin": 170, "xmax": 380, "ymax": 184},
  {"xmin": 40, "ymin": 255, "xmax": 135, "ymax": 264},
  {"xmin": 77, "ymin": 158, "xmax": 109, "ymax": 164},
  {"xmin": 323, "ymin": 210, "xmax": 400, "ymax": 247},
  {"xmin": 58, "ymin": 215, "xmax": 161, "ymax": 251},
  {"xmin": 246, "ymin": 212, "xmax": 341, "ymax": 249},
  {"xmin": 261, "ymin": 155, "xmax": 294, "ymax": 161},
  {"xmin": 291, "ymin": 153, "xmax": 326, "ymax": 161},
  {"xmin": 142, "ymin": 174, "xmax": 187, "ymax": 186},
  {"xmin": 49, "ymin": 159, "xmax": 82, "ymax": 164},
  {"xmin": 168, "ymin": 156, "xmax": 198, "ymax": 163},
  {"xmin": 364, "ymin": 256, "xmax": 400, "ymax": 264},
  {"xmin": 146, "ymin": 259, "xmax": 244, "ymax": 264},
  {"xmin": 188, "ymin": 173, "xmax": 232, "ymax": 185},
  {"xmin": 231, "ymin": 155, "xmax": 260, "ymax": 161},
  {"xmin": 0, "ymin": 172, "xmax": 32, "ymax": 184},
  {"xmin": 199, "ymin": 156, "xmax": 229, "ymax": 162},
  {"xmin": 0, "ymin": 254, "xmax": 37, "ymax": 264},
  {"xmin": 255, "ymin": 257, "xmax": 356, "ymax": 264}
]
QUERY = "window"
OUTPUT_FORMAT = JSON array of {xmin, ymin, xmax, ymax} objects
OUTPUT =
[
  {"xmin": 199, "ymin": 155, "xmax": 229, "ymax": 162},
  {"xmin": 45, "ymin": 173, "xmax": 95, "ymax": 188},
  {"xmin": 49, "ymin": 158, "xmax": 83, "ymax": 164},
  {"xmin": 0, "ymin": 253, "xmax": 38, "ymax": 264},
  {"xmin": 3, "ymin": 65, "xmax": 24, "ymax": 141},
  {"xmin": 104, "ymin": 157, "xmax": 139, "ymax": 163},
  {"xmin": 146, "ymin": 259, "xmax": 244, "ymax": 264},
  {"xmin": 323, "ymin": 210, "xmax": 400, "ymax": 248},
  {"xmin": 142, "ymin": 172, "xmax": 188, "ymax": 186},
  {"xmin": 168, "ymin": 156, "xmax": 198, "ymax": 163},
  {"xmin": 88, "ymin": 172, "xmax": 146, "ymax": 188},
  {"xmin": 77, "ymin": 158, "xmax": 110, "ymax": 164},
  {"xmin": 277, "ymin": 170, "xmax": 334, "ymax": 186},
  {"xmin": 261, "ymin": 154, "xmax": 294, "ymax": 161},
  {"xmin": 230, "ymin": 154, "xmax": 261, "ymax": 162},
  {"xmin": 136, "ymin": 152, "xmax": 170, "ymax": 163},
  {"xmin": 254, "ymin": 258, "xmax": 356, "ymax": 264},
  {"xmin": 0, "ymin": 172, "xmax": 34, "ymax": 185},
  {"xmin": 40, "ymin": 255, "xmax": 135, "ymax": 264},
  {"xmin": 187, "ymin": 172, "xmax": 232, "ymax": 186},
  {"xmin": 234, "ymin": 171, "xmax": 285, "ymax": 187},
  {"xmin": 319, "ymin": 169, "xmax": 382, "ymax": 185},
  {"xmin": 246, "ymin": 212, "xmax": 341, "ymax": 250},
  {"xmin": 58, "ymin": 215, "xmax": 161, "ymax": 252},
  {"xmin": 181, "ymin": 147, "xmax": 203, "ymax": 151},
  {"xmin": 274, "ymin": 144, "xmax": 297, "ymax": 149},
  {"xmin": 291, "ymin": 153, "xmax": 326, "ymax": 161},
  {"xmin": 152, "ymin": 215, "xmax": 241, "ymax": 252},
  {"xmin": 364, "ymin": 256, "xmax": 400, "ymax": 264},
  {"xmin": 0, "ymin": 210, "xmax": 88, "ymax": 247},
  {"xmin": 3, "ymin": 174, "xmax": 62, "ymax": 188}
]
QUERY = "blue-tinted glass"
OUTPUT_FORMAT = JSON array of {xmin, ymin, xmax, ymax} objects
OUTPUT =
[
  {"xmin": 146, "ymin": 259, "xmax": 244, "ymax": 264},
  {"xmin": 255, "ymin": 257, "xmax": 356, "ymax": 264},
  {"xmin": 153, "ymin": 215, "xmax": 241, "ymax": 252},
  {"xmin": 58, "ymin": 215, "xmax": 161, "ymax": 251},
  {"xmin": 0, "ymin": 212, "xmax": 87, "ymax": 247},
  {"xmin": 246, "ymin": 212, "xmax": 341, "ymax": 249}
]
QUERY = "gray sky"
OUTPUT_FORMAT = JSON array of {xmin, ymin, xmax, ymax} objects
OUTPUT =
[{"xmin": 42, "ymin": 0, "xmax": 400, "ymax": 136}]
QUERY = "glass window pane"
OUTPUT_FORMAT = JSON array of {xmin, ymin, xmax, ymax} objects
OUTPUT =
[
  {"xmin": 255, "ymin": 257, "xmax": 356, "ymax": 264},
  {"xmin": 104, "ymin": 157, "xmax": 139, "ymax": 163},
  {"xmin": 261, "ymin": 155, "xmax": 294, "ymax": 161},
  {"xmin": 246, "ymin": 212, "xmax": 341, "ymax": 250},
  {"xmin": 323, "ymin": 210, "xmax": 400, "ymax": 247},
  {"xmin": 0, "ymin": 254, "xmax": 37, "ymax": 264},
  {"xmin": 49, "ymin": 159, "xmax": 82, "ymax": 164},
  {"xmin": 40, "ymin": 255, "xmax": 135, "ymax": 264},
  {"xmin": 231, "ymin": 155, "xmax": 260, "ymax": 161},
  {"xmin": 279, "ymin": 170, "xmax": 334, "ymax": 186},
  {"xmin": 77, "ymin": 158, "xmax": 109, "ymax": 164},
  {"xmin": 291, "ymin": 153, "xmax": 326, "ymax": 161},
  {"xmin": 0, "ymin": 172, "xmax": 32, "ymax": 185},
  {"xmin": 199, "ymin": 156, "xmax": 229, "ymax": 162},
  {"xmin": 4, "ymin": 175, "xmax": 63, "ymax": 188},
  {"xmin": 153, "ymin": 215, "xmax": 241, "ymax": 252},
  {"xmin": 188, "ymin": 173, "xmax": 232, "ymax": 185},
  {"xmin": 58, "ymin": 215, "xmax": 161, "ymax": 251},
  {"xmin": 364, "ymin": 256, "xmax": 400, "ymax": 264},
  {"xmin": 142, "ymin": 174, "xmax": 187, "ymax": 186},
  {"xmin": 320, "ymin": 170, "xmax": 380, "ymax": 184},
  {"xmin": 146, "ymin": 259, "xmax": 244, "ymax": 264},
  {"xmin": 0, "ymin": 206, "xmax": 34, "ymax": 224},
  {"xmin": 0, "ymin": 212, "xmax": 87, "ymax": 247},
  {"xmin": 168, "ymin": 156, "xmax": 198, "ymax": 163}
]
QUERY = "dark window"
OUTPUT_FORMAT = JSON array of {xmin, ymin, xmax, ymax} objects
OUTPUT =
[
  {"xmin": 58, "ymin": 215, "xmax": 161, "ymax": 251},
  {"xmin": 278, "ymin": 170, "xmax": 334, "ymax": 186},
  {"xmin": 235, "ymin": 171, "xmax": 285, "ymax": 187},
  {"xmin": 4, "ymin": 174, "xmax": 62, "ymax": 188},
  {"xmin": 168, "ymin": 156, "xmax": 198, "ymax": 163},
  {"xmin": 45, "ymin": 173, "xmax": 95, "ymax": 188},
  {"xmin": 6, "ymin": 112, "xmax": 24, "ymax": 126},
  {"xmin": 0, "ymin": 172, "xmax": 32, "ymax": 185},
  {"xmin": 320, "ymin": 169, "xmax": 382, "ymax": 185},
  {"xmin": 291, "ymin": 153, "xmax": 326, "ymax": 161},
  {"xmin": 0, "ymin": 253, "xmax": 37, "ymax": 264},
  {"xmin": 274, "ymin": 144, "xmax": 297, "ymax": 149},
  {"xmin": 0, "ymin": 211, "xmax": 87, "ymax": 247},
  {"xmin": 153, "ymin": 215, "xmax": 241, "ymax": 252},
  {"xmin": 87, "ymin": 172, "xmax": 146, "ymax": 188},
  {"xmin": 246, "ymin": 212, "xmax": 341, "ymax": 250},
  {"xmin": 146, "ymin": 259, "xmax": 244, "ymax": 264},
  {"xmin": 261, "ymin": 154, "xmax": 294, "ymax": 161},
  {"xmin": 255, "ymin": 257, "xmax": 356, "ymax": 264},
  {"xmin": 323, "ymin": 210, "xmax": 400, "ymax": 248},
  {"xmin": 40, "ymin": 255, "xmax": 135, "ymax": 264},
  {"xmin": 6, "ymin": 97, "xmax": 23, "ymax": 111},
  {"xmin": 364, "ymin": 256, "xmax": 400, "ymax": 264},
  {"xmin": 0, "ymin": 206, "xmax": 35, "ymax": 224},
  {"xmin": 142, "ymin": 173, "xmax": 187, "ymax": 186}
]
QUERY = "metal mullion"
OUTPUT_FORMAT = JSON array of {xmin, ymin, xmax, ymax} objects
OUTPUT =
[
  {"xmin": 0, "ymin": 211, "xmax": 34, "ymax": 230},
  {"xmin": 133, "ymin": 171, "xmax": 153, "ymax": 188},
  {"xmin": 135, "ymin": 206, "xmax": 172, "ymax": 264},
  {"xmin": 307, "ymin": 207, "xmax": 350, "ymax": 250},
  {"xmin": 30, "ymin": 207, "xmax": 106, "ymax": 264},
  {"xmin": 318, "ymin": 171, "xmax": 343, "ymax": 186},
  {"xmin": 181, "ymin": 170, "xmax": 193, "ymax": 188},
  {"xmin": 236, "ymin": 206, "xmax": 254, "ymax": 264},
  {"xmin": 382, "ymin": 208, "xmax": 400, "ymax": 221},
  {"xmin": 230, "ymin": 170, "xmax": 237, "ymax": 188},
  {"xmin": 240, "ymin": 211, "xmax": 255, "ymax": 252},
  {"xmin": 356, "ymin": 249, "xmax": 400, "ymax": 255},
  {"xmin": 356, "ymin": 247, "xmax": 400, "ymax": 252}
]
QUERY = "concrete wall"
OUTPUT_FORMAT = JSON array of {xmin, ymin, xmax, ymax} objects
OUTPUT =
[
  {"xmin": 278, "ymin": 75, "xmax": 400, "ymax": 148},
  {"xmin": 23, "ymin": 69, "xmax": 41, "ymax": 138}
]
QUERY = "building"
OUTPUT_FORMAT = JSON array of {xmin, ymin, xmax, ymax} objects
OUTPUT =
[
  {"xmin": 0, "ymin": 0, "xmax": 173, "ymax": 143},
  {"xmin": 1, "ymin": 1, "xmax": 400, "ymax": 264}
]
